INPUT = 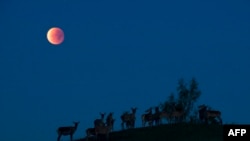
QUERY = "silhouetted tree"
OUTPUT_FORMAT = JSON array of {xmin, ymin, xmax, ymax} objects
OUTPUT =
[
  {"xmin": 177, "ymin": 77, "xmax": 201, "ymax": 122},
  {"xmin": 160, "ymin": 92, "xmax": 176, "ymax": 114},
  {"xmin": 161, "ymin": 77, "xmax": 201, "ymax": 122}
]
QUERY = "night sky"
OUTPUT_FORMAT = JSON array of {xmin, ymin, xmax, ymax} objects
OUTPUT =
[{"xmin": 1, "ymin": 0, "xmax": 250, "ymax": 141}]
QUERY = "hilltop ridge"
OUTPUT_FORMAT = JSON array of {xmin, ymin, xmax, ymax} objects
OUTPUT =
[{"xmin": 75, "ymin": 123, "xmax": 223, "ymax": 141}]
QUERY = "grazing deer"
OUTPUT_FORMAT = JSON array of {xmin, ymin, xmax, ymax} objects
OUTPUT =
[
  {"xmin": 121, "ymin": 107, "xmax": 137, "ymax": 130},
  {"xmin": 141, "ymin": 107, "xmax": 153, "ymax": 127},
  {"xmin": 198, "ymin": 105, "xmax": 222, "ymax": 124},
  {"xmin": 106, "ymin": 112, "xmax": 115, "ymax": 132},
  {"xmin": 57, "ymin": 121, "xmax": 80, "ymax": 141}
]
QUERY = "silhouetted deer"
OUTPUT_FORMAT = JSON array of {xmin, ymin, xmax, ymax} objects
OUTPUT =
[
  {"xmin": 141, "ymin": 107, "xmax": 153, "ymax": 127},
  {"xmin": 86, "ymin": 127, "xmax": 96, "ymax": 141},
  {"xmin": 86, "ymin": 113, "xmax": 113, "ymax": 141},
  {"xmin": 121, "ymin": 111, "xmax": 129, "ymax": 130},
  {"xmin": 95, "ymin": 124, "xmax": 113, "ymax": 141},
  {"xmin": 153, "ymin": 106, "xmax": 161, "ymax": 126},
  {"xmin": 94, "ymin": 112, "xmax": 106, "ymax": 127},
  {"xmin": 198, "ymin": 105, "xmax": 222, "ymax": 124},
  {"xmin": 121, "ymin": 107, "xmax": 137, "ymax": 130},
  {"xmin": 57, "ymin": 121, "xmax": 80, "ymax": 141},
  {"xmin": 170, "ymin": 110, "xmax": 184, "ymax": 123},
  {"xmin": 85, "ymin": 113, "xmax": 106, "ymax": 141},
  {"xmin": 106, "ymin": 112, "xmax": 115, "ymax": 132}
]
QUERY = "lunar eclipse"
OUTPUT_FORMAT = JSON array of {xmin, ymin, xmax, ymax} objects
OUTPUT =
[{"xmin": 47, "ymin": 27, "xmax": 64, "ymax": 45}]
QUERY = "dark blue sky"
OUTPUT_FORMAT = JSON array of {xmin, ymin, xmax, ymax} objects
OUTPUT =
[{"xmin": 1, "ymin": 0, "xmax": 250, "ymax": 141}]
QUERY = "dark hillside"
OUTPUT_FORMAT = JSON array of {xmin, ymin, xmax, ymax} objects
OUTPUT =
[{"xmin": 76, "ymin": 123, "xmax": 223, "ymax": 141}]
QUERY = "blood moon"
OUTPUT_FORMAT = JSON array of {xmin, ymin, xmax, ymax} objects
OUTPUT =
[{"xmin": 47, "ymin": 27, "xmax": 64, "ymax": 45}]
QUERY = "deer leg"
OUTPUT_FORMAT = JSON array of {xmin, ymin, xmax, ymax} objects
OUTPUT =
[
  {"xmin": 97, "ymin": 134, "xmax": 100, "ymax": 141},
  {"xmin": 106, "ymin": 131, "xmax": 110, "ymax": 141},
  {"xmin": 150, "ymin": 121, "xmax": 153, "ymax": 126},
  {"xmin": 218, "ymin": 116, "xmax": 223, "ymax": 124},
  {"xmin": 70, "ymin": 134, "xmax": 73, "ymax": 141},
  {"xmin": 121, "ymin": 122, "xmax": 124, "ymax": 130},
  {"xmin": 86, "ymin": 130, "xmax": 89, "ymax": 139},
  {"xmin": 205, "ymin": 117, "xmax": 208, "ymax": 124},
  {"xmin": 131, "ymin": 120, "xmax": 134, "ymax": 128},
  {"xmin": 86, "ymin": 135, "xmax": 88, "ymax": 141},
  {"xmin": 125, "ymin": 121, "xmax": 129, "ymax": 129},
  {"xmin": 57, "ymin": 134, "xmax": 61, "ymax": 141},
  {"xmin": 142, "ymin": 120, "xmax": 145, "ymax": 127}
]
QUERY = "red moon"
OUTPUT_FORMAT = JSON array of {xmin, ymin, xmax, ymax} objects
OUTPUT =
[{"xmin": 47, "ymin": 27, "xmax": 64, "ymax": 45}]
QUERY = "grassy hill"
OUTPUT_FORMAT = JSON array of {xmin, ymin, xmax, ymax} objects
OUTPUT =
[{"xmin": 75, "ymin": 123, "xmax": 223, "ymax": 141}]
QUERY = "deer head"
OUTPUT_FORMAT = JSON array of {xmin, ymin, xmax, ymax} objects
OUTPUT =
[
  {"xmin": 99, "ymin": 112, "xmax": 106, "ymax": 119},
  {"xmin": 131, "ymin": 107, "xmax": 137, "ymax": 114},
  {"xmin": 73, "ymin": 121, "xmax": 80, "ymax": 129}
]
